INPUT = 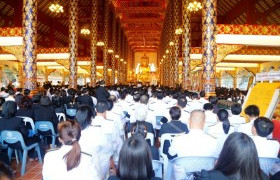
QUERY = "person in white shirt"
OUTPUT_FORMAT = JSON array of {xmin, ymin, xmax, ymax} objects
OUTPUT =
[
  {"xmin": 177, "ymin": 97, "xmax": 190, "ymax": 125},
  {"xmin": 92, "ymin": 102, "xmax": 122, "ymax": 166},
  {"xmin": 203, "ymin": 103, "xmax": 217, "ymax": 125},
  {"xmin": 5, "ymin": 89, "xmax": 15, "ymax": 102},
  {"xmin": 127, "ymin": 93, "xmax": 141, "ymax": 119},
  {"xmin": 252, "ymin": 117, "xmax": 279, "ymax": 158},
  {"xmin": 76, "ymin": 105, "xmax": 112, "ymax": 179},
  {"xmin": 43, "ymin": 120, "xmax": 99, "ymax": 180},
  {"xmin": 229, "ymin": 103, "xmax": 246, "ymax": 130},
  {"xmin": 237, "ymin": 105, "xmax": 260, "ymax": 137},
  {"xmin": 199, "ymin": 90, "xmax": 209, "ymax": 105},
  {"xmin": 0, "ymin": 87, "xmax": 8, "ymax": 98},
  {"xmin": 139, "ymin": 94, "xmax": 156, "ymax": 128},
  {"xmin": 169, "ymin": 110, "xmax": 217, "ymax": 158},
  {"xmin": 187, "ymin": 93, "xmax": 203, "ymax": 112}
]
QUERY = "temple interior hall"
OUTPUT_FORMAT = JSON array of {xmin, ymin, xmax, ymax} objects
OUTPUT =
[{"xmin": 0, "ymin": 0, "xmax": 280, "ymax": 179}]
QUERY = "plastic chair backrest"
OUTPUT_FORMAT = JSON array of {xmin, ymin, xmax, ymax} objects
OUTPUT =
[
  {"xmin": 172, "ymin": 156, "xmax": 216, "ymax": 174},
  {"xmin": 1, "ymin": 130, "xmax": 27, "ymax": 149},
  {"xmin": 146, "ymin": 132, "xmax": 154, "ymax": 146},
  {"xmin": 259, "ymin": 157, "xmax": 278, "ymax": 175},
  {"xmin": 152, "ymin": 160, "xmax": 163, "ymax": 178},
  {"xmin": 35, "ymin": 121, "xmax": 55, "ymax": 135},
  {"xmin": 66, "ymin": 109, "xmax": 77, "ymax": 117},
  {"xmin": 156, "ymin": 116, "xmax": 163, "ymax": 128},
  {"xmin": 56, "ymin": 113, "xmax": 66, "ymax": 121},
  {"xmin": 159, "ymin": 133, "xmax": 178, "ymax": 157}
]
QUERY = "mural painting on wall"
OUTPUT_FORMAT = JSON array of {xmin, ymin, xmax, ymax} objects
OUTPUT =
[
  {"xmin": 1, "ymin": 66, "xmax": 18, "ymax": 87},
  {"xmin": 237, "ymin": 68, "xmax": 253, "ymax": 90}
]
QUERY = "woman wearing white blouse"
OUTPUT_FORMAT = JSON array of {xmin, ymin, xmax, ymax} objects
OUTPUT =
[{"xmin": 42, "ymin": 120, "xmax": 99, "ymax": 180}]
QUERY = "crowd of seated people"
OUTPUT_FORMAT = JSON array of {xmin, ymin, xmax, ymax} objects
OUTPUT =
[{"xmin": 0, "ymin": 81, "xmax": 279, "ymax": 180}]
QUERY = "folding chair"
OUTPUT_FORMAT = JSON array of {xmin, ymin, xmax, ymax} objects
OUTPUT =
[
  {"xmin": 152, "ymin": 160, "xmax": 163, "ymax": 178},
  {"xmin": 1, "ymin": 130, "xmax": 42, "ymax": 175}
]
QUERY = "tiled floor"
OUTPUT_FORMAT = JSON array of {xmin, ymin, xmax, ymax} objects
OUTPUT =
[{"xmin": 12, "ymin": 160, "xmax": 42, "ymax": 180}]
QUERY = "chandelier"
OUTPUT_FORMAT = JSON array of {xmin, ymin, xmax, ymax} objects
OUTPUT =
[
  {"xmin": 49, "ymin": 3, "xmax": 64, "ymax": 13},
  {"xmin": 187, "ymin": 1, "xmax": 202, "ymax": 12},
  {"xmin": 96, "ymin": 41, "xmax": 105, "ymax": 46},
  {"xmin": 80, "ymin": 28, "xmax": 90, "ymax": 35},
  {"xmin": 169, "ymin": 41, "xmax": 174, "ymax": 46},
  {"xmin": 175, "ymin": 28, "xmax": 183, "ymax": 35}
]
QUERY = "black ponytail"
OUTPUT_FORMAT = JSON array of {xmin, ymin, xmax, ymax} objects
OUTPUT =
[{"xmin": 217, "ymin": 109, "xmax": 230, "ymax": 134}]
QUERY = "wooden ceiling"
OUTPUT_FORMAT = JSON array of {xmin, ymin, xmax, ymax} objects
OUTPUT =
[{"xmin": 0, "ymin": 0, "xmax": 279, "ymax": 56}]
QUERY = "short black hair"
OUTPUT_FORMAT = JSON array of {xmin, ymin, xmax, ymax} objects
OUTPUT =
[
  {"xmin": 24, "ymin": 89, "xmax": 30, "ymax": 96},
  {"xmin": 133, "ymin": 93, "xmax": 141, "ymax": 102},
  {"xmin": 1, "ymin": 87, "xmax": 5, "ymax": 91},
  {"xmin": 177, "ymin": 97, "xmax": 187, "ymax": 108},
  {"xmin": 76, "ymin": 105, "xmax": 93, "ymax": 130},
  {"xmin": 106, "ymin": 100, "xmax": 114, "ymax": 111},
  {"xmin": 2, "ymin": 101, "xmax": 17, "ymax": 119},
  {"xmin": 8, "ymin": 89, "xmax": 15, "ymax": 96},
  {"xmin": 40, "ymin": 96, "xmax": 51, "ymax": 106},
  {"xmin": 96, "ymin": 101, "xmax": 108, "ymax": 113},
  {"xmin": 209, "ymin": 96, "xmax": 218, "ymax": 105},
  {"xmin": 169, "ymin": 106, "xmax": 181, "ymax": 120},
  {"xmin": 156, "ymin": 91, "xmax": 164, "ymax": 100},
  {"xmin": 203, "ymin": 103, "xmax": 214, "ymax": 111},
  {"xmin": 200, "ymin": 91, "xmax": 205, "ymax": 97},
  {"xmin": 254, "ymin": 117, "xmax": 274, "ymax": 137},
  {"xmin": 192, "ymin": 93, "xmax": 199, "ymax": 99},
  {"xmin": 245, "ymin": 105, "xmax": 260, "ymax": 117},
  {"xmin": 82, "ymin": 88, "xmax": 89, "ymax": 94},
  {"xmin": 231, "ymin": 103, "xmax": 242, "ymax": 115}
]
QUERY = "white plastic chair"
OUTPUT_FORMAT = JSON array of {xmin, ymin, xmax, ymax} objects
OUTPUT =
[
  {"xmin": 159, "ymin": 133, "xmax": 178, "ymax": 180},
  {"xmin": 17, "ymin": 116, "xmax": 35, "ymax": 137},
  {"xmin": 152, "ymin": 160, "xmax": 163, "ymax": 178},
  {"xmin": 127, "ymin": 132, "xmax": 154, "ymax": 146},
  {"xmin": 259, "ymin": 157, "xmax": 280, "ymax": 175},
  {"xmin": 56, "ymin": 113, "xmax": 66, "ymax": 122},
  {"xmin": 171, "ymin": 156, "xmax": 216, "ymax": 180}
]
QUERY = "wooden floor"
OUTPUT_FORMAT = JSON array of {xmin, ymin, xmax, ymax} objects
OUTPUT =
[{"xmin": 11, "ymin": 160, "xmax": 42, "ymax": 180}]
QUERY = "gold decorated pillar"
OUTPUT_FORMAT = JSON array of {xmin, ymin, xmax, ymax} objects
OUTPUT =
[
  {"xmin": 117, "ymin": 23, "xmax": 121, "ymax": 84},
  {"xmin": 18, "ymin": 62, "xmax": 23, "ymax": 87},
  {"xmin": 202, "ymin": 0, "xmax": 217, "ymax": 97},
  {"xmin": 182, "ymin": 0, "xmax": 191, "ymax": 90},
  {"xmin": 69, "ymin": 0, "xmax": 78, "ymax": 88},
  {"xmin": 90, "ymin": 0, "xmax": 98, "ymax": 87},
  {"xmin": 0, "ymin": 66, "xmax": 2, "ymax": 87},
  {"xmin": 22, "ymin": 0, "xmax": 37, "ymax": 90},
  {"xmin": 111, "ymin": 14, "xmax": 117, "ymax": 85},
  {"xmin": 173, "ymin": 0, "xmax": 180, "ymax": 85},
  {"xmin": 167, "ymin": 0, "xmax": 173, "ymax": 87},
  {"xmin": 103, "ymin": 0, "xmax": 109, "ymax": 84}
]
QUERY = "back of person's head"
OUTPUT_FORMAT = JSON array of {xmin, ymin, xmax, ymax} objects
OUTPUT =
[
  {"xmin": 32, "ymin": 95, "xmax": 40, "ymax": 104},
  {"xmin": 58, "ymin": 120, "xmax": 81, "ymax": 171},
  {"xmin": 0, "ymin": 97, "xmax": 5, "ymax": 107},
  {"xmin": 0, "ymin": 162, "xmax": 14, "ymax": 180},
  {"xmin": 209, "ymin": 96, "xmax": 218, "ymax": 105},
  {"xmin": 192, "ymin": 93, "xmax": 199, "ymax": 99},
  {"xmin": 96, "ymin": 101, "xmax": 108, "ymax": 113},
  {"xmin": 76, "ymin": 105, "xmax": 94, "ymax": 130},
  {"xmin": 133, "ymin": 93, "xmax": 141, "ymax": 102},
  {"xmin": 52, "ymin": 95, "xmax": 62, "ymax": 108},
  {"xmin": 177, "ymin": 97, "xmax": 187, "ymax": 108},
  {"xmin": 169, "ymin": 106, "xmax": 181, "ymax": 121},
  {"xmin": 245, "ymin": 105, "xmax": 260, "ymax": 118},
  {"xmin": 215, "ymin": 132, "xmax": 262, "ymax": 180},
  {"xmin": 131, "ymin": 122, "xmax": 147, "ymax": 138},
  {"xmin": 99, "ymin": 80, "xmax": 105, "ymax": 85},
  {"xmin": 119, "ymin": 91, "xmax": 127, "ymax": 100},
  {"xmin": 81, "ymin": 88, "xmax": 89, "ymax": 95},
  {"xmin": 105, "ymin": 100, "xmax": 114, "ymax": 111},
  {"xmin": 40, "ymin": 96, "xmax": 51, "ymax": 106},
  {"xmin": 2, "ymin": 101, "xmax": 17, "ymax": 119},
  {"xmin": 140, "ymin": 94, "xmax": 149, "ymax": 105},
  {"xmin": 203, "ymin": 103, "xmax": 213, "ymax": 111},
  {"xmin": 109, "ymin": 95, "xmax": 117, "ymax": 103},
  {"xmin": 217, "ymin": 109, "xmax": 230, "ymax": 134},
  {"xmin": 117, "ymin": 136, "xmax": 153, "ymax": 180},
  {"xmin": 231, "ymin": 103, "xmax": 242, "ymax": 115},
  {"xmin": 135, "ymin": 104, "xmax": 147, "ymax": 121},
  {"xmin": 189, "ymin": 110, "xmax": 205, "ymax": 129},
  {"xmin": 19, "ymin": 96, "xmax": 32, "ymax": 109},
  {"xmin": 200, "ymin": 91, "xmax": 205, "ymax": 98},
  {"xmin": 156, "ymin": 91, "xmax": 164, "ymax": 100},
  {"xmin": 1, "ymin": 87, "xmax": 5, "ymax": 92},
  {"xmin": 23, "ymin": 89, "xmax": 30, "ymax": 96},
  {"xmin": 15, "ymin": 94, "xmax": 23, "ymax": 105},
  {"xmin": 8, "ymin": 89, "xmax": 15, "ymax": 96},
  {"xmin": 253, "ymin": 117, "xmax": 274, "ymax": 137}
]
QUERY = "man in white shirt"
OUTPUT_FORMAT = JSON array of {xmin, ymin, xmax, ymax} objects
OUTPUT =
[
  {"xmin": 91, "ymin": 102, "xmax": 122, "ymax": 166},
  {"xmin": 177, "ymin": 97, "xmax": 190, "ymax": 125},
  {"xmin": 198, "ymin": 90, "xmax": 209, "ymax": 105},
  {"xmin": 187, "ymin": 93, "xmax": 203, "ymax": 112},
  {"xmin": 169, "ymin": 110, "xmax": 217, "ymax": 158},
  {"xmin": 252, "ymin": 117, "xmax": 279, "ymax": 158},
  {"xmin": 229, "ymin": 103, "xmax": 246, "ymax": 130},
  {"xmin": 237, "ymin": 105, "xmax": 260, "ymax": 137},
  {"xmin": 5, "ymin": 89, "xmax": 15, "ymax": 102}
]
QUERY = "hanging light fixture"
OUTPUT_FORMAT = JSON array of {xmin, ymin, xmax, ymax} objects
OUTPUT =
[
  {"xmin": 108, "ymin": 49, "xmax": 114, "ymax": 53},
  {"xmin": 49, "ymin": 2, "xmax": 64, "ymax": 13},
  {"xmin": 175, "ymin": 28, "xmax": 183, "ymax": 35},
  {"xmin": 120, "ymin": 59, "xmax": 124, "ymax": 62},
  {"xmin": 166, "ymin": 50, "xmax": 169, "ymax": 54},
  {"xmin": 80, "ymin": 28, "xmax": 90, "ymax": 35},
  {"xmin": 169, "ymin": 41, "xmax": 174, "ymax": 46},
  {"xmin": 96, "ymin": 41, "xmax": 105, "ymax": 46},
  {"xmin": 115, "ymin": 54, "xmax": 120, "ymax": 59},
  {"xmin": 163, "ymin": 55, "xmax": 166, "ymax": 58},
  {"xmin": 187, "ymin": 0, "xmax": 202, "ymax": 12}
]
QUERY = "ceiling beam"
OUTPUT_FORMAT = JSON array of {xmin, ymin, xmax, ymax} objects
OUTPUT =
[
  {"xmin": 116, "ymin": 6, "xmax": 165, "ymax": 14},
  {"xmin": 121, "ymin": 18, "xmax": 163, "ymax": 24}
]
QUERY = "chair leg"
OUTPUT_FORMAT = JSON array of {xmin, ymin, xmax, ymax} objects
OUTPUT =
[
  {"xmin": 35, "ymin": 146, "xmax": 42, "ymax": 164},
  {"xmin": 21, "ymin": 150, "xmax": 28, "ymax": 176},
  {"xmin": 51, "ymin": 136, "xmax": 55, "ymax": 148},
  {"xmin": 7, "ymin": 148, "xmax": 12, "ymax": 162},
  {"xmin": 17, "ymin": 150, "xmax": 23, "ymax": 162}
]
